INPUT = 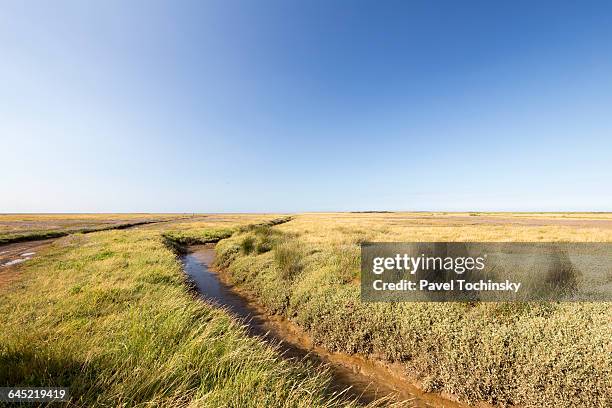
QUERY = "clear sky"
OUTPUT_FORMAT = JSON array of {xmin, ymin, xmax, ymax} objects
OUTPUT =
[{"xmin": 1, "ymin": 1, "xmax": 611, "ymax": 212}]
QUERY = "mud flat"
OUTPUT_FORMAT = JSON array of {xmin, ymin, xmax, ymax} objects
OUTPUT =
[{"xmin": 0, "ymin": 239, "xmax": 57, "ymax": 288}]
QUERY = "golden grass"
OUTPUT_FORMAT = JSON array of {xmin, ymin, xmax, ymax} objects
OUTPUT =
[{"xmin": 215, "ymin": 212, "xmax": 612, "ymax": 408}]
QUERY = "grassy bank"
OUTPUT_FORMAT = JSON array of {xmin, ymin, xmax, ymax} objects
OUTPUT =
[
  {"xmin": 0, "ymin": 228, "xmax": 356, "ymax": 407},
  {"xmin": 161, "ymin": 216, "xmax": 292, "ymax": 248},
  {"xmin": 214, "ymin": 213, "xmax": 612, "ymax": 408}
]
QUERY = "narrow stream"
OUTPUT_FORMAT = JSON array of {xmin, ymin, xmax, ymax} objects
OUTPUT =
[{"xmin": 182, "ymin": 245, "xmax": 467, "ymax": 408}]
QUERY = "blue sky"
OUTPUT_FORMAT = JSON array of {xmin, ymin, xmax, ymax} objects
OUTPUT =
[{"xmin": 1, "ymin": 1, "xmax": 611, "ymax": 212}]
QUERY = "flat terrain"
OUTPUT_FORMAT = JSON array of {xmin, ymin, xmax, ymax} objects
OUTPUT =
[
  {"xmin": 216, "ymin": 212, "xmax": 612, "ymax": 408},
  {"xmin": 1, "ymin": 212, "xmax": 610, "ymax": 407},
  {"xmin": 0, "ymin": 213, "xmax": 190, "ymax": 244}
]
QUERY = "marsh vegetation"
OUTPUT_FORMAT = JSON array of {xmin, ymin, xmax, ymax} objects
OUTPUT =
[
  {"xmin": 1, "ymin": 212, "xmax": 610, "ymax": 407},
  {"xmin": 215, "ymin": 213, "xmax": 612, "ymax": 407},
  {"xmin": 0, "ymin": 220, "xmax": 359, "ymax": 407}
]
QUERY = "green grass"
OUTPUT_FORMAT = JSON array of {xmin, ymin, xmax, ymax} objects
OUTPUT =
[
  {"xmin": 214, "ymin": 216, "xmax": 612, "ymax": 408},
  {"xmin": 162, "ymin": 227, "xmax": 235, "ymax": 249},
  {"xmin": 0, "ymin": 229, "xmax": 357, "ymax": 407},
  {"xmin": 161, "ymin": 217, "xmax": 293, "ymax": 251},
  {"xmin": 0, "ymin": 229, "xmax": 69, "ymax": 245}
]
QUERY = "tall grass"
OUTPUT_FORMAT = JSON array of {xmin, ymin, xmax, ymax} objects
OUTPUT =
[{"xmin": 0, "ymin": 229, "xmax": 357, "ymax": 407}]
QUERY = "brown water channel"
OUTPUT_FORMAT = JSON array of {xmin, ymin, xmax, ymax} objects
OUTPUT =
[{"xmin": 182, "ymin": 245, "xmax": 469, "ymax": 408}]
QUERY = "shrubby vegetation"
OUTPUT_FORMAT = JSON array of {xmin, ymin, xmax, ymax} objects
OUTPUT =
[
  {"xmin": 162, "ymin": 227, "xmax": 235, "ymax": 249},
  {"xmin": 162, "ymin": 217, "xmax": 293, "ymax": 252},
  {"xmin": 215, "ymin": 213, "xmax": 612, "ymax": 408}
]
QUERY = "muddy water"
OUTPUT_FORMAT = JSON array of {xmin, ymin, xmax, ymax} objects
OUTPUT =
[
  {"xmin": 0, "ymin": 239, "xmax": 57, "ymax": 288},
  {"xmin": 182, "ymin": 245, "xmax": 468, "ymax": 408},
  {"xmin": 0, "ymin": 239, "xmax": 56, "ymax": 268}
]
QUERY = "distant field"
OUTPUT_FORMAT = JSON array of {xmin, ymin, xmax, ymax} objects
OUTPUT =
[
  {"xmin": 0, "ymin": 213, "xmax": 288, "ymax": 244},
  {"xmin": 0, "ymin": 213, "xmax": 184, "ymax": 244}
]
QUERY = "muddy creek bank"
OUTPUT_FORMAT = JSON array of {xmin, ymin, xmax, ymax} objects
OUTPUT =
[{"xmin": 182, "ymin": 245, "xmax": 469, "ymax": 408}]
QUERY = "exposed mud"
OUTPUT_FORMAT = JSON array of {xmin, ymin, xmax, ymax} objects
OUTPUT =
[
  {"xmin": 0, "ymin": 239, "xmax": 56, "ymax": 288},
  {"xmin": 182, "ymin": 245, "xmax": 471, "ymax": 407},
  {"xmin": 0, "ymin": 239, "xmax": 55, "ymax": 267}
]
